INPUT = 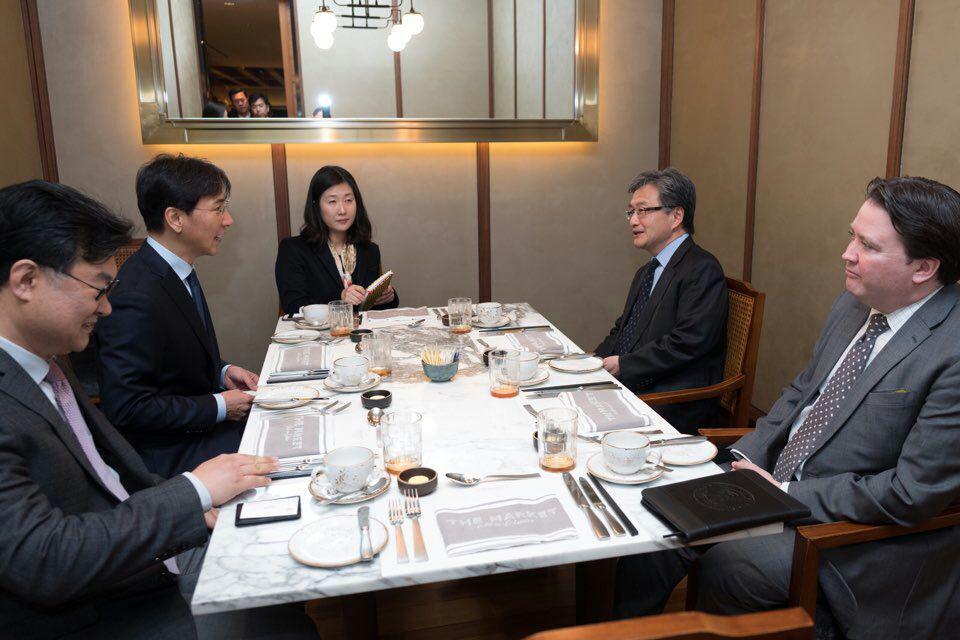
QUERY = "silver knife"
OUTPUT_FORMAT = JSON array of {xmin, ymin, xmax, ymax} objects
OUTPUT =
[
  {"xmin": 358, "ymin": 506, "xmax": 373, "ymax": 561},
  {"xmin": 579, "ymin": 477, "xmax": 626, "ymax": 536},
  {"xmin": 650, "ymin": 435, "xmax": 707, "ymax": 447},
  {"xmin": 527, "ymin": 384, "xmax": 620, "ymax": 398},
  {"xmin": 562, "ymin": 472, "xmax": 610, "ymax": 540}
]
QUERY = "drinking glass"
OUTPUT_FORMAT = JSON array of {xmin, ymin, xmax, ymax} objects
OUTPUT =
[
  {"xmin": 537, "ymin": 407, "xmax": 578, "ymax": 472},
  {"xmin": 329, "ymin": 300, "xmax": 353, "ymax": 337},
  {"xmin": 382, "ymin": 411, "xmax": 423, "ymax": 474},
  {"xmin": 489, "ymin": 351, "xmax": 520, "ymax": 398},
  {"xmin": 361, "ymin": 332, "xmax": 393, "ymax": 378},
  {"xmin": 448, "ymin": 297, "xmax": 473, "ymax": 334}
]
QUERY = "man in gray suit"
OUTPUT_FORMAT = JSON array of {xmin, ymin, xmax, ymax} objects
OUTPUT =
[
  {"xmin": 615, "ymin": 176, "xmax": 960, "ymax": 640},
  {"xmin": 0, "ymin": 181, "xmax": 283, "ymax": 639}
]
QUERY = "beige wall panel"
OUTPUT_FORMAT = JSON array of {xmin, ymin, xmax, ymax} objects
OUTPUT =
[
  {"xmin": 490, "ymin": 0, "xmax": 661, "ymax": 349},
  {"xmin": 751, "ymin": 0, "xmax": 898, "ymax": 409},
  {"xmin": 492, "ymin": 0, "xmax": 515, "ymax": 118},
  {"xmin": 285, "ymin": 144, "xmax": 479, "ymax": 308},
  {"xmin": 670, "ymin": 0, "xmax": 754, "ymax": 279},
  {"xmin": 544, "ymin": 0, "xmax": 576, "ymax": 120},
  {"xmin": 37, "ymin": 0, "xmax": 278, "ymax": 371},
  {"xmin": 515, "ymin": 0, "xmax": 544, "ymax": 118},
  {"xmin": 1, "ymin": 0, "xmax": 43, "ymax": 185},
  {"xmin": 902, "ymin": 0, "xmax": 960, "ymax": 185}
]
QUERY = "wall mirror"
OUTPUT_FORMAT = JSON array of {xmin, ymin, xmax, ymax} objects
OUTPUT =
[{"xmin": 129, "ymin": 0, "xmax": 598, "ymax": 143}]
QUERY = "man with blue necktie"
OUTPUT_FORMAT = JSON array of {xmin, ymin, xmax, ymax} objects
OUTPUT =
[
  {"xmin": 97, "ymin": 154, "xmax": 259, "ymax": 477},
  {"xmin": 594, "ymin": 168, "xmax": 728, "ymax": 434}
]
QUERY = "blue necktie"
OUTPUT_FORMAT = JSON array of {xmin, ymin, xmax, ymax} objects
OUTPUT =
[
  {"xmin": 614, "ymin": 258, "xmax": 659, "ymax": 356},
  {"xmin": 185, "ymin": 270, "xmax": 208, "ymax": 330}
]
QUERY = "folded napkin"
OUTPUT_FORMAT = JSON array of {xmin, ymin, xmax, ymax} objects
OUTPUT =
[
  {"xmin": 275, "ymin": 344, "xmax": 326, "ymax": 373},
  {"xmin": 507, "ymin": 331, "xmax": 567, "ymax": 355},
  {"xmin": 365, "ymin": 306, "xmax": 430, "ymax": 320},
  {"xmin": 558, "ymin": 388, "xmax": 652, "ymax": 432},
  {"xmin": 257, "ymin": 414, "xmax": 324, "ymax": 459},
  {"xmin": 435, "ymin": 495, "xmax": 578, "ymax": 557}
]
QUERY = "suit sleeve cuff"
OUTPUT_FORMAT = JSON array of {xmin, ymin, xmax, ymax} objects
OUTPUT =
[
  {"xmin": 182, "ymin": 471, "xmax": 213, "ymax": 511},
  {"xmin": 214, "ymin": 393, "xmax": 226, "ymax": 422}
]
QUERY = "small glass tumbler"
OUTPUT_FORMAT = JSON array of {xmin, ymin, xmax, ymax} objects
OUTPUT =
[
  {"xmin": 329, "ymin": 300, "xmax": 353, "ymax": 337},
  {"xmin": 537, "ymin": 407, "xmax": 578, "ymax": 472},
  {"xmin": 448, "ymin": 297, "xmax": 473, "ymax": 334},
  {"xmin": 382, "ymin": 410, "xmax": 423, "ymax": 475},
  {"xmin": 361, "ymin": 332, "xmax": 393, "ymax": 378},
  {"xmin": 489, "ymin": 351, "xmax": 521, "ymax": 398}
]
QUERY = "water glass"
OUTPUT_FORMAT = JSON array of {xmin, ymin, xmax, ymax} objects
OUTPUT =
[
  {"xmin": 329, "ymin": 300, "xmax": 353, "ymax": 337},
  {"xmin": 489, "ymin": 351, "xmax": 520, "ymax": 398},
  {"xmin": 361, "ymin": 332, "xmax": 393, "ymax": 378},
  {"xmin": 382, "ymin": 411, "xmax": 423, "ymax": 474},
  {"xmin": 537, "ymin": 407, "xmax": 578, "ymax": 472},
  {"xmin": 448, "ymin": 297, "xmax": 473, "ymax": 334}
]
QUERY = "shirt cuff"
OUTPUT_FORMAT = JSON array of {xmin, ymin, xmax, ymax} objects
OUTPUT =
[
  {"xmin": 214, "ymin": 393, "xmax": 226, "ymax": 422},
  {"xmin": 182, "ymin": 471, "xmax": 213, "ymax": 511},
  {"xmin": 220, "ymin": 364, "xmax": 231, "ymax": 388},
  {"xmin": 780, "ymin": 481, "xmax": 790, "ymax": 493},
  {"xmin": 730, "ymin": 449, "xmax": 751, "ymax": 463}
]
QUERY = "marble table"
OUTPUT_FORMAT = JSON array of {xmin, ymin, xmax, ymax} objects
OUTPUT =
[{"xmin": 191, "ymin": 303, "xmax": 778, "ymax": 616}]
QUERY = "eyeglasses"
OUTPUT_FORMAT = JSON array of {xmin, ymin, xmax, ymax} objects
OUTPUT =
[
  {"xmin": 624, "ymin": 205, "xmax": 672, "ymax": 221},
  {"xmin": 195, "ymin": 200, "xmax": 230, "ymax": 216},
  {"xmin": 62, "ymin": 271, "xmax": 119, "ymax": 301}
]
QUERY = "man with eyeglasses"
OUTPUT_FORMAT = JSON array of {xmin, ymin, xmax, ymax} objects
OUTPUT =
[
  {"xmin": 594, "ymin": 167, "xmax": 728, "ymax": 434},
  {"xmin": 0, "ymin": 180, "xmax": 283, "ymax": 637},
  {"xmin": 96, "ymin": 154, "xmax": 259, "ymax": 478}
]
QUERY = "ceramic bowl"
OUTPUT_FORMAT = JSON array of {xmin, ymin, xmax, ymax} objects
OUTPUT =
[{"xmin": 397, "ymin": 467, "xmax": 438, "ymax": 496}]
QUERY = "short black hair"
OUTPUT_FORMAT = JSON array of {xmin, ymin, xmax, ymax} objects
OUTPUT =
[
  {"xmin": 249, "ymin": 92, "xmax": 270, "ymax": 106},
  {"xmin": 628, "ymin": 167, "xmax": 697, "ymax": 234},
  {"xmin": 301, "ymin": 165, "xmax": 372, "ymax": 246},
  {"xmin": 228, "ymin": 88, "xmax": 247, "ymax": 100},
  {"xmin": 0, "ymin": 180, "xmax": 132, "ymax": 285},
  {"xmin": 135, "ymin": 154, "xmax": 231, "ymax": 233},
  {"xmin": 202, "ymin": 100, "xmax": 227, "ymax": 118},
  {"xmin": 865, "ymin": 176, "xmax": 960, "ymax": 284}
]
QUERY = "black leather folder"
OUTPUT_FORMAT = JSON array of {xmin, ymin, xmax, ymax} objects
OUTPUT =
[{"xmin": 641, "ymin": 470, "xmax": 811, "ymax": 541}]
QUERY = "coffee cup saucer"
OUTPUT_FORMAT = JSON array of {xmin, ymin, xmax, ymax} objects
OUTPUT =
[
  {"xmin": 308, "ymin": 468, "xmax": 391, "ymax": 504},
  {"xmin": 472, "ymin": 315, "xmax": 511, "ymax": 328},
  {"xmin": 586, "ymin": 452, "xmax": 663, "ymax": 485},
  {"xmin": 323, "ymin": 372, "xmax": 381, "ymax": 393},
  {"xmin": 294, "ymin": 318, "xmax": 330, "ymax": 331},
  {"xmin": 514, "ymin": 366, "xmax": 550, "ymax": 387}
]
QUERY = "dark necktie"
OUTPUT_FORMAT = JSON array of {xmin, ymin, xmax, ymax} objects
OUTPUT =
[
  {"xmin": 185, "ymin": 269, "xmax": 208, "ymax": 330},
  {"xmin": 772, "ymin": 313, "xmax": 890, "ymax": 482},
  {"xmin": 614, "ymin": 258, "xmax": 660, "ymax": 356}
]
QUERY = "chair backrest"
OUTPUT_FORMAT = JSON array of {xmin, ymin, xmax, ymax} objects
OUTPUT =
[
  {"xmin": 720, "ymin": 278, "xmax": 765, "ymax": 425},
  {"xmin": 116, "ymin": 238, "xmax": 144, "ymax": 269}
]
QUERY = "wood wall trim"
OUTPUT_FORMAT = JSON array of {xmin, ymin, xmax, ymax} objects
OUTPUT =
[
  {"xmin": 542, "ymin": 0, "xmax": 547, "ymax": 118},
  {"xmin": 513, "ymin": 0, "xmax": 518, "ymax": 119},
  {"xmin": 476, "ymin": 143, "xmax": 492, "ymax": 302},
  {"xmin": 658, "ymin": 0, "xmax": 675, "ymax": 169},
  {"xmin": 278, "ymin": 0, "xmax": 300, "ymax": 117},
  {"xmin": 742, "ymin": 0, "xmax": 766, "ymax": 282},
  {"xmin": 487, "ymin": 0, "xmax": 495, "ymax": 117},
  {"xmin": 271, "ymin": 144, "xmax": 292, "ymax": 242},
  {"xmin": 394, "ymin": 52, "xmax": 404, "ymax": 117},
  {"xmin": 885, "ymin": 0, "xmax": 915, "ymax": 178},
  {"xmin": 20, "ymin": 0, "xmax": 58, "ymax": 182}
]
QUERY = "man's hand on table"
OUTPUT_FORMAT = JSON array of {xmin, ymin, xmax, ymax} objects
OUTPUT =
[
  {"xmin": 224, "ymin": 365, "xmax": 259, "ymax": 391},
  {"xmin": 731, "ymin": 459, "xmax": 780, "ymax": 487},
  {"xmin": 602, "ymin": 355, "xmax": 621, "ymax": 377},
  {"xmin": 222, "ymin": 389, "xmax": 254, "ymax": 421},
  {"xmin": 193, "ymin": 454, "xmax": 279, "ymax": 506}
]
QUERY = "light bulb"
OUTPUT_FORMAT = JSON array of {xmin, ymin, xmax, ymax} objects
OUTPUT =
[
  {"xmin": 402, "ymin": 10, "xmax": 424, "ymax": 35},
  {"xmin": 316, "ymin": 7, "xmax": 337, "ymax": 32},
  {"xmin": 314, "ymin": 30, "xmax": 334, "ymax": 50},
  {"xmin": 387, "ymin": 30, "xmax": 406, "ymax": 52},
  {"xmin": 390, "ymin": 23, "xmax": 411, "ymax": 44}
]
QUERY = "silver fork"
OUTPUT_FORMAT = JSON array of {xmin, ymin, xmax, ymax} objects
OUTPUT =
[
  {"xmin": 389, "ymin": 500, "xmax": 410, "ymax": 564},
  {"xmin": 403, "ymin": 489, "xmax": 429, "ymax": 562}
]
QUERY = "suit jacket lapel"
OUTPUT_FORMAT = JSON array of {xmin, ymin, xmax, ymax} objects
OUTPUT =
[
  {"xmin": 627, "ymin": 238, "xmax": 692, "ymax": 352},
  {"xmin": 313, "ymin": 242, "xmax": 344, "ymax": 289},
  {"xmin": 804, "ymin": 303, "xmax": 870, "ymax": 406}
]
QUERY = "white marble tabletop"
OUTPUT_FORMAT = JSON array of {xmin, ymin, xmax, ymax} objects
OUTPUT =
[{"xmin": 190, "ymin": 303, "xmax": 779, "ymax": 615}]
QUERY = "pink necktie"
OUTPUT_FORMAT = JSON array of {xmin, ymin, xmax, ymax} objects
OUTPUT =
[{"xmin": 46, "ymin": 361, "xmax": 179, "ymax": 574}]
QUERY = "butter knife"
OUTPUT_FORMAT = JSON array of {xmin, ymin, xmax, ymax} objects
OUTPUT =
[
  {"xmin": 526, "ymin": 383, "xmax": 620, "ymax": 398},
  {"xmin": 358, "ymin": 506, "xmax": 373, "ymax": 561},
  {"xmin": 588, "ymin": 473, "xmax": 638, "ymax": 536},
  {"xmin": 579, "ymin": 477, "xmax": 625, "ymax": 536},
  {"xmin": 650, "ymin": 435, "xmax": 707, "ymax": 447},
  {"xmin": 477, "ymin": 325, "xmax": 551, "ymax": 334},
  {"xmin": 562, "ymin": 472, "xmax": 609, "ymax": 540}
]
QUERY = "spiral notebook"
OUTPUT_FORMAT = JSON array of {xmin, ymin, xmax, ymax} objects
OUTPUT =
[{"xmin": 361, "ymin": 270, "xmax": 394, "ymax": 311}]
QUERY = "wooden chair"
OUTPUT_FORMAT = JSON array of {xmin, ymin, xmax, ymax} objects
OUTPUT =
[
  {"xmin": 523, "ymin": 608, "xmax": 813, "ymax": 640},
  {"xmin": 639, "ymin": 278, "xmax": 765, "ymax": 428},
  {"xmin": 115, "ymin": 237, "xmax": 144, "ymax": 269}
]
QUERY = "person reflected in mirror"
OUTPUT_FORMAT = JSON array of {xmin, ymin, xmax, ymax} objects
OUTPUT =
[
  {"xmin": 202, "ymin": 100, "xmax": 228, "ymax": 118},
  {"xmin": 276, "ymin": 165, "xmax": 398, "ymax": 314},
  {"xmin": 594, "ymin": 168, "xmax": 728, "ymax": 434},
  {"xmin": 226, "ymin": 88, "xmax": 250, "ymax": 118},
  {"xmin": 312, "ymin": 106, "xmax": 331, "ymax": 118},
  {"xmin": 250, "ymin": 93, "xmax": 271, "ymax": 118}
]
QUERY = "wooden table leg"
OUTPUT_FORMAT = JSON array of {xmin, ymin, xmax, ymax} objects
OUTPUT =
[
  {"xmin": 340, "ymin": 591, "xmax": 379, "ymax": 640},
  {"xmin": 575, "ymin": 558, "xmax": 617, "ymax": 624}
]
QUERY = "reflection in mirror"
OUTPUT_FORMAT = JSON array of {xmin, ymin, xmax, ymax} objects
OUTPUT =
[{"xmin": 158, "ymin": 0, "xmax": 577, "ymax": 120}]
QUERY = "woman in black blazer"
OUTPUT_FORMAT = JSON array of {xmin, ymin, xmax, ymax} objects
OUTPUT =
[{"xmin": 276, "ymin": 165, "xmax": 399, "ymax": 314}]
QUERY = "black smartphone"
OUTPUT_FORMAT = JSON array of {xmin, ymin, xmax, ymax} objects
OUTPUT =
[{"xmin": 235, "ymin": 496, "xmax": 301, "ymax": 527}]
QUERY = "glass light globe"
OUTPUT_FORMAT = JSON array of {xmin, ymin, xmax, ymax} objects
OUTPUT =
[
  {"xmin": 386, "ymin": 30, "xmax": 407, "ymax": 52},
  {"xmin": 402, "ymin": 10, "xmax": 424, "ymax": 35},
  {"xmin": 391, "ymin": 23, "xmax": 411, "ymax": 44},
  {"xmin": 316, "ymin": 7, "xmax": 338, "ymax": 32},
  {"xmin": 314, "ymin": 30, "xmax": 334, "ymax": 50}
]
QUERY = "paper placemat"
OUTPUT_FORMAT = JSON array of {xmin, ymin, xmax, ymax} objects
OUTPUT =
[
  {"xmin": 365, "ymin": 306, "xmax": 429, "ymax": 320},
  {"xmin": 508, "ymin": 331, "xmax": 567, "ymax": 355},
  {"xmin": 256, "ymin": 414, "xmax": 325, "ymax": 459},
  {"xmin": 558, "ymin": 388, "xmax": 652, "ymax": 432},
  {"xmin": 275, "ymin": 344, "xmax": 326, "ymax": 373}
]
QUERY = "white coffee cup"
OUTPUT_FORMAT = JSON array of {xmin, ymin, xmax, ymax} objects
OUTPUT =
[
  {"xmin": 601, "ymin": 431, "xmax": 650, "ymax": 475},
  {"xmin": 314, "ymin": 446, "xmax": 375, "ymax": 493},
  {"xmin": 509, "ymin": 349, "xmax": 540, "ymax": 381},
  {"xmin": 476, "ymin": 302, "xmax": 503, "ymax": 326},
  {"xmin": 333, "ymin": 355, "xmax": 369, "ymax": 386},
  {"xmin": 300, "ymin": 304, "xmax": 329, "ymax": 325}
]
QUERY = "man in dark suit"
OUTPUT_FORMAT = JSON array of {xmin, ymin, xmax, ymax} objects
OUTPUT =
[
  {"xmin": 97, "ymin": 154, "xmax": 259, "ymax": 477},
  {"xmin": 595, "ymin": 168, "xmax": 727, "ymax": 434},
  {"xmin": 0, "ymin": 180, "xmax": 280, "ymax": 638},
  {"xmin": 615, "ymin": 176, "xmax": 960, "ymax": 640}
]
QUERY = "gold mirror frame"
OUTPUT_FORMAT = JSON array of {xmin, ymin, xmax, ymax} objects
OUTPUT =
[{"xmin": 129, "ymin": 0, "xmax": 598, "ymax": 144}]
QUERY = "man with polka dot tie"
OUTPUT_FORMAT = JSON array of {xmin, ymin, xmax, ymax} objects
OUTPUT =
[{"xmin": 614, "ymin": 176, "xmax": 960, "ymax": 640}]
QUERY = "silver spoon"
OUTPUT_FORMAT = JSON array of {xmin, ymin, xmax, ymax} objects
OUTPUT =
[
  {"xmin": 445, "ymin": 472, "xmax": 541, "ymax": 486},
  {"xmin": 316, "ymin": 476, "xmax": 389, "ymax": 504}
]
